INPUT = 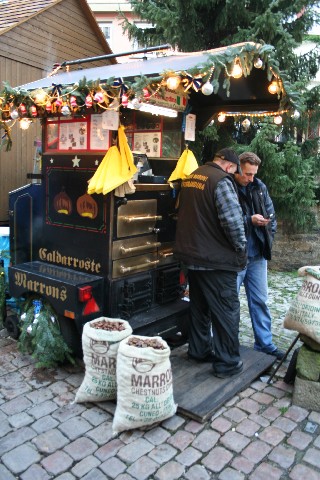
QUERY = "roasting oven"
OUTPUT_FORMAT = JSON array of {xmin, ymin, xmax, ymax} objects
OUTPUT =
[{"xmin": 8, "ymin": 124, "xmax": 189, "ymax": 352}]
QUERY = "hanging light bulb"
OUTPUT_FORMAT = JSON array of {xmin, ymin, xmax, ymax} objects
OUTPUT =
[
  {"xmin": 201, "ymin": 82, "xmax": 214, "ymax": 96},
  {"xmin": 231, "ymin": 59, "xmax": 243, "ymax": 79},
  {"xmin": 292, "ymin": 110, "xmax": 300, "ymax": 119},
  {"xmin": 254, "ymin": 57, "xmax": 263, "ymax": 69},
  {"xmin": 166, "ymin": 75, "xmax": 181, "ymax": 90},
  {"xmin": 217, "ymin": 112, "xmax": 226, "ymax": 122},
  {"xmin": 241, "ymin": 118, "xmax": 251, "ymax": 131},
  {"xmin": 273, "ymin": 115, "xmax": 282, "ymax": 125},
  {"xmin": 268, "ymin": 80, "xmax": 278, "ymax": 94},
  {"xmin": 19, "ymin": 118, "xmax": 32, "ymax": 130},
  {"xmin": 34, "ymin": 89, "xmax": 47, "ymax": 105}
]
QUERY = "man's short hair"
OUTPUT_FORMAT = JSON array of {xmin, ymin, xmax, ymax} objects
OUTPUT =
[{"xmin": 239, "ymin": 152, "xmax": 261, "ymax": 166}]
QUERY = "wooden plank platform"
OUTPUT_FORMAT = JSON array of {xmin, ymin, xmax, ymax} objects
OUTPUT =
[{"xmin": 170, "ymin": 345, "xmax": 275, "ymax": 422}]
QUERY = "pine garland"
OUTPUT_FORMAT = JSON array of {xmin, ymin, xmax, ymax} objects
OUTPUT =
[{"xmin": 18, "ymin": 298, "xmax": 75, "ymax": 368}]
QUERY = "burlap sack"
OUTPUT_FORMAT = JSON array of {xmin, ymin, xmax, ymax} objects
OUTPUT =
[
  {"xmin": 112, "ymin": 335, "xmax": 177, "ymax": 433},
  {"xmin": 75, "ymin": 317, "xmax": 132, "ymax": 403},
  {"xmin": 283, "ymin": 266, "xmax": 320, "ymax": 344}
]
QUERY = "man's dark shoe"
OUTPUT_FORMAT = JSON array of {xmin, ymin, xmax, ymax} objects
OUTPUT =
[
  {"xmin": 188, "ymin": 352, "xmax": 214, "ymax": 363},
  {"xmin": 268, "ymin": 349, "xmax": 285, "ymax": 361},
  {"xmin": 212, "ymin": 361, "xmax": 243, "ymax": 379}
]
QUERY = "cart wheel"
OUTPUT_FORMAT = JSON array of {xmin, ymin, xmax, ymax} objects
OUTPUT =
[
  {"xmin": 57, "ymin": 316, "xmax": 82, "ymax": 358},
  {"xmin": 5, "ymin": 314, "xmax": 20, "ymax": 339}
]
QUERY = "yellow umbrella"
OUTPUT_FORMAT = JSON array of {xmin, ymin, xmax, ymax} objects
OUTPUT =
[
  {"xmin": 87, "ymin": 126, "xmax": 137, "ymax": 195},
  {"xmin": 168, "ymin": 148, "xmax": 198, "ymax": 182}
]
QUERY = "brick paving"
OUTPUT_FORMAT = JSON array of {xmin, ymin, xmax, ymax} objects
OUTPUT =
[{"xmin": 1, "ymin": 271, "xmax": 320, "ymax": 479}]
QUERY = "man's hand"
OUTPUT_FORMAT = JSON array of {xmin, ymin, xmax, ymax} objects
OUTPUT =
[{"xmin": 252, "ymin": 214, "xmax": 271, "ymax": 227}]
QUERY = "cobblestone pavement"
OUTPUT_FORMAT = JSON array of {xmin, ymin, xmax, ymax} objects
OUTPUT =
[{"xmin": 1, "ymin": 270, "xmax": 320, "ymax": 480}]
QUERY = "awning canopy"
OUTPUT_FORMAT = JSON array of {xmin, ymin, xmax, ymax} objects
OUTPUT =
[{"xmin": 2, "ymin": 42, "xmax": 295, "ymax": 129}]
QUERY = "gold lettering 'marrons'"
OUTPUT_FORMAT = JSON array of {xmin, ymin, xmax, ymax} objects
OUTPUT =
[
  {"xmin": 14, "ymin": 272, "xmax": 67, "ymax": 301},
  {"xmin": 39, "ymin": 248, "xmax": 101, "ymax": 274}
]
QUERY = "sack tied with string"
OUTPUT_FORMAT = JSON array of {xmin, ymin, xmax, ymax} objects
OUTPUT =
[
  {"xmin": 112, "ymin": 335, "xmax": 177, "ymax": 433},
  {"xmin": 283, "ymin": 266, "xmax": 320, "ymax": 345},
  {"xmin": 75, "ymin": 317, "xmax": 132, "ymax": 403}
]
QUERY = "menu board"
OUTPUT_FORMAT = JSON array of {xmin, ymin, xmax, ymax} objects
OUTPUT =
[
  {"xmin": 90, "ymin": 114, "xmax": 110, "ymax": 150},
  {"xmin": 133, "ymin": 132, "xmax": 161, "ymax": 157},
  {"xmin": 59, "ymin": 122, "xmax": 87, "ymax": 150}
]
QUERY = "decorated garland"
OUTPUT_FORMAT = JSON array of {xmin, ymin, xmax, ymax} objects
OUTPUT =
[
  {"xmin": 18, "ymin": 298, "xmax": 75, "ymax": 368},
  {"xmin": 0, "ymin": 42, "xmax": 302, "ymax": 151}
]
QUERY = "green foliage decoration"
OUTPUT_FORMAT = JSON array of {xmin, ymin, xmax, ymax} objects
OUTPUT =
[{"xmin": 18, "ymin": 298, "xmax": 75, "ymax": 369}]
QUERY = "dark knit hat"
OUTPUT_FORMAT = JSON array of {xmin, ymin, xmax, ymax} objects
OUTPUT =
[{"xmin": 215, "ymin": 148, "xmax": 242, "ymax": 174}]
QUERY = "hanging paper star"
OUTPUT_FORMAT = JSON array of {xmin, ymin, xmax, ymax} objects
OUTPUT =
[{"xmin": 72, "ymin": 155, "xmax": 80, "ymax": 167}]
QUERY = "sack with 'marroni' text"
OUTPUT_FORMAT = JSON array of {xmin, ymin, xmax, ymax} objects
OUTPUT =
[
  {"xmin": 112, "ymin": 335, "xmax": 177, "ymax": 433},
  {"xmin": 75, "ymin": 317, "xmax": 132, "ymax": 403},
  {"xmin": 283, "ymin": 266, "xmax": 320, "ymax": 345}
]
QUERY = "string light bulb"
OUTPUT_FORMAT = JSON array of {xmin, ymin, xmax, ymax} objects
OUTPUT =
[
  {"xmin": 19, "ymin": 118, "xmax": 32, "ymax": 130},
  {"xmin": 166, "ymin": 75, "xmax": 181, "ymax": 90},
  {"xmin": 218, "ymin": 112, "xmax": 226, "ymax": 122},
  {"xmin": 231, "ymin": 59, "xmax": 243, "ymax": 79},
  {"xmin": 268, "ymin": 80, "xmax": 278, "ymax": 94},
  {"xmin": 254, "ymin": 58, "xmax": 263, "ymax": 69},
  {"xmin": 273, "ymin": 115, "xmax": 282, "ymax": 125},
  {"xmin": 242, "ymin": 118, "xmax": 251, "ymax": 131}
]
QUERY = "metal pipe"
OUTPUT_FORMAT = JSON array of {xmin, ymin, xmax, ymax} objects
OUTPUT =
[{"xmin": 61, "ymin": 44, "xmax": 172, "ymax": 67}]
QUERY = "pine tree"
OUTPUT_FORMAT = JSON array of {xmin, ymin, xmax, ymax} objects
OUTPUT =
[{"xmin": 123, "ymin": 0, "xmax": 320, "ymax": 232}]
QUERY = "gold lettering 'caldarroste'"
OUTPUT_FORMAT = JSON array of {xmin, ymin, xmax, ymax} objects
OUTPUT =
[{"xmin": 39, "ymin": 248, "xmax": 101, "ymax": 274}]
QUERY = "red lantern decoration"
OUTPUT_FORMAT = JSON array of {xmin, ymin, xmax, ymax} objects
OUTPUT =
[
  {"xmin": 93, "ymin": 92, "xmax": 104, "ymax": 103},
  {"xmin": 45, "ymin": 101, "xmax": 52, "ymax": 112},
  {"xmin": 143, "ymin": 88, "xmax": 151, "ymax": 99},
  {"xmin": 70, "ymin": 96, "xmax": 77, "ymax": 108},
  {"xmin": 55, "ymin": 97, "xmax": 62, "ymax": 107},
  {"xmin": 85, "ymin": 95, "xmax": 93, "ymax": 108},
  {"xmin": 30, "ymin": 105, "xmax": 38, "ymax": 117},
  {"xmin": 121, "ymin": 94, "xmax": 128, "ymax": 106},
  {"xmin": 19, "ymin": 103, "xmax": 27, "ymax": 115}
]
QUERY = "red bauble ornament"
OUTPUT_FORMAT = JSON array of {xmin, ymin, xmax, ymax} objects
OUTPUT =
[
  {"xmin": 121, "ymin": 94, "xmax": 128, "ymax": 106},
  {"xmin": 55, "ymin": 97, "xmax": 62, "ymax": 107},
  {"xmin": 45, "ymin": 101, "xmax": 52, "ymax": 112}
]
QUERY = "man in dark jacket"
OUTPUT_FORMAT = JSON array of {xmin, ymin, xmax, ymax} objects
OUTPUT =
[
  {"xmin": 174, "ymin": 148, "xmax": 247, "ymax": 378},
  {"xmin": 235, "ymin": 152, "xmax": 284, "ymax": 360}
]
